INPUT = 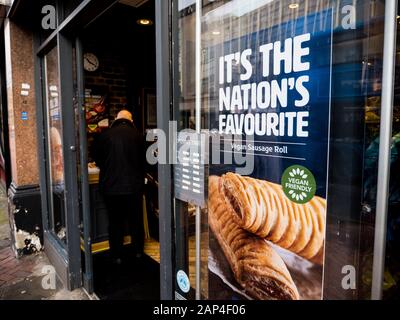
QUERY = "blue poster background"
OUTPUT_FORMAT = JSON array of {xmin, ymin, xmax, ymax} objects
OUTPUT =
[{"xmin": 209, "ymin": 9, "xmax": 333, "ymax": 199}]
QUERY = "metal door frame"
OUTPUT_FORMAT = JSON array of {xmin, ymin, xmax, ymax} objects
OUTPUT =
[
  {"xmin": 75, "ymin": 36, "xmax": 93, "ymax": 294},
  {"xmin": 33, "ymin": 0, "xmax": 175, "ymax": 296},
  {"xmin": 156, "ymin": 0, "xmax": 174, "ymax": 300},
  {"xmin": 371, "ymin": 0, "xmax": 398, "ymax": 300},
  {"xmin": 34, "ymin": 30, "xmax": 82, "ymax": 291},
  {"xmin": 33, "ymin": 0, "xmax": 120, "ymax": 291}
]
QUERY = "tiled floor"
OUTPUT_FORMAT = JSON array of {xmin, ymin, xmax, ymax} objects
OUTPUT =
[
  {"xmin": 143, "ymin": 238, "xmax": 160, "ymax": 262},
  {"xmin": 0, "ymin": 240, "xmax": 89, "ymax": 300}
]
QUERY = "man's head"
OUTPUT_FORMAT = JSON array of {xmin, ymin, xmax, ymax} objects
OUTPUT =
[{"xmin": 117, "ymin": 110, "xmax": 133, "ymax": 122}]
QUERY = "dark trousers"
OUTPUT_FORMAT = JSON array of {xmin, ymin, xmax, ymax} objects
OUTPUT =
[{"xmin": 103, "ymin": 193, "xmax": 144, "ymax": 259}]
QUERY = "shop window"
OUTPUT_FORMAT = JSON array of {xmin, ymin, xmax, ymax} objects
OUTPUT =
[
  {"xmin": 172, "ymin": 0, "xmax": 386, "ymax": 300},
  {"xmin": 44, "ymin": 45, "xmax": 68, "ymax": 245}
]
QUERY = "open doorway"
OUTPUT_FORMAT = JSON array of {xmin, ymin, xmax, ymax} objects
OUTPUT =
[{"xmin": 79, "ymin": 0, "xmax": 160, "ymax": 300}]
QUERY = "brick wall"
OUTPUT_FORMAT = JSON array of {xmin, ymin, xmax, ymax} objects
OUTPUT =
[
  {"xmin": 84, "ymin": 53, "xmax": 129, "ymax": 119},
  {"xmin": 4, "ymin": 20, "xmax": 39, "ymax": 187}
]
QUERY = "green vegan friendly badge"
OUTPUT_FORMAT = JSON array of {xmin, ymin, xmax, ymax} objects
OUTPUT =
[{"xmin": 281, "ymin": 165, "xmax": 316, "ymax": 204}]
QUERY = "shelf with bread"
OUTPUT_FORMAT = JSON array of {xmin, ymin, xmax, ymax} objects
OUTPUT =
[
  {"xmin": 85, "ymin": 94, "xmax": 109, "ymax": 133},
  {"xmin": 84, "ymin": 88, "xmax": 110, "ymax": 170}
]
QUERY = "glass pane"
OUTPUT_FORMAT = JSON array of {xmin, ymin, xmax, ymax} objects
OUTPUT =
[
  {"xmin": 173, "ymin": 0, "xmax": 386, "ymax": 300},
  {"xmin": 172, "ymin": 2, "xmax": 209, "ymax": 299},
  {"xmin": 384, "ymin": 5, "xmax": 400, "ymax": 300},
  {"xmin": 44, "ymin": 45, "xmax": 67, "ymax": 244}
]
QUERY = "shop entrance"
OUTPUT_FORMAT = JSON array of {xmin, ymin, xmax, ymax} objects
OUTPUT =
[{"xmin": 78, "ymin": 0, "xmax": 160, "ymax": 299}]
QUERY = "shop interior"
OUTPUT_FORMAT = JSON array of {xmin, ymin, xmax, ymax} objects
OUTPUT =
[{"xmin": 80, "ymin": 0, "xmax": 160, "ymax": 300}]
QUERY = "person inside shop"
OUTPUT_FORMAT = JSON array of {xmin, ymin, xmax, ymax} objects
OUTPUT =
[{"xmin": 92, "ymin": 110, "xmax": 145, "ymax": 265}]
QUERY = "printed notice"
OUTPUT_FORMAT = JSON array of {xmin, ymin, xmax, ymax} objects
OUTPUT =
[{"xmin": 174, "ymin": 133, "xmax": 206, "ymax": 207}]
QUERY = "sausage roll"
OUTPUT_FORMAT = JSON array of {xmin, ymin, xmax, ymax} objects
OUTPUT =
[
  {"xmin": 221, "ymin": 172, "xmax": 326, "ymax": 265},
  {"xmin": 209, "ymin": 176, "xmax": 300, "ymax": 300}
]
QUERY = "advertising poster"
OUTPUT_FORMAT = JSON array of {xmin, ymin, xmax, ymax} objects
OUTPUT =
[{"xmin": 208, "ymin": 9, "xmax": 333, "ymax": 300}]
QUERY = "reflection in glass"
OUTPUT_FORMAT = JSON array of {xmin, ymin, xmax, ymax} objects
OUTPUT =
[
  {"xmin": 45, "ymin": 46, "xmax": 67, "ymax": 244},
  {"xmin": 383, "ymin": 12, "xmax": 400, "ymax": 300}
]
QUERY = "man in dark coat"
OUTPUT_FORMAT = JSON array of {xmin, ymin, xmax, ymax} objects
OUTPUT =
[{"xmin": 93, "ymin": 110, "xmax": 145, "ymax": 264}]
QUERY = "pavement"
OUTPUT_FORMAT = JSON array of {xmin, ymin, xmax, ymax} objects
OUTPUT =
[{"xmin": 0, "ymin": 184, "xmax": 89, "ymax": 300}]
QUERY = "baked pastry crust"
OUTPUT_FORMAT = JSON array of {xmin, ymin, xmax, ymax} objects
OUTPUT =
[
  {"xmin": 209, "ymin": 176, "xmax": 300, "ymax": 300},
  {"xmin": 221, "ymin": 172, "xmax": 326, "ymax": 265}
]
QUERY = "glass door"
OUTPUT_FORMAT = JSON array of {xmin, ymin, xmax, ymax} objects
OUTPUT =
[
  {"xmin": 171, "ymin": 0, "xmax": 389, "ymax": 300},
  {"xmin": 39, "ymin": 34, "xmax": 82, "ymax": 290},
  {"xmin": 36, "ymin": 0, "xmax": 146, "ymax": 295}
]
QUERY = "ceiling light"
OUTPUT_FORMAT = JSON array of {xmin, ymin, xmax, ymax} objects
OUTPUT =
[
  {"xmin": 137, "ymin": 19, "xmax": 153, "ymax": 26},
  {"xmin": 212, "ymin": 31, "xmax": 221, "ymax": 35},
  {"xmin": 289, "ymin": 3, "xmax": 299, "ymax": 9}
]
